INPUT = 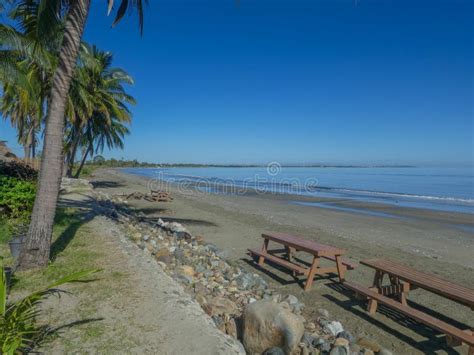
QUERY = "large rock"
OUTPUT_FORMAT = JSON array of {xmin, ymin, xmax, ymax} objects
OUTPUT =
[
  {"xmin": 243, "ymin": 300, "xmax": 304, "ymax": 354},
  {"xmin": 60, "ymin": 177, "xmax": 93, "ymax": 194},
  {"xmin": 203, "ymin": 296, "xmax": 238, "ymax": 316}
]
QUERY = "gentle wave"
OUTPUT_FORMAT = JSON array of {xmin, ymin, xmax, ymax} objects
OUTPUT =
[{"xmin": 154, "ymin": 171, "xmax": 474, "ymax": 205}]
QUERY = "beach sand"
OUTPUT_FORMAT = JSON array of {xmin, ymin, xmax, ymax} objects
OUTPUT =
[{"xmin": 92, "ymin": 168, "xmax": 474, "ymax": 354}]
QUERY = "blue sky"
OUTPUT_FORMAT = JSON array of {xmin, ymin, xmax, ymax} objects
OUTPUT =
[{"xmin": 1, "ymin": 0, "xmax": 473, "ymax": 165}]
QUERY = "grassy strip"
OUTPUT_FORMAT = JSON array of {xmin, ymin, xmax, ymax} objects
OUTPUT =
[{"xmin": 10, "ymin": 208, "xmax": 102, "ymax": 291}]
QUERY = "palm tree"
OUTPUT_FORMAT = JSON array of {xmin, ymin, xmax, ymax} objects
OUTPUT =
[
  {"xmin": 17, "ymin": 0, "xmax": 145, "ymax": 269},
  {"xmin": 0, "ymin": 0, "xmax": 59, "ymax": 160},
  {"xmin": 0, "ymin": 59, "xmax": 43, "ymax": 159},
  {"xmin": 64, "ymin": 44, "xmax": 134, "ymax": 177}
]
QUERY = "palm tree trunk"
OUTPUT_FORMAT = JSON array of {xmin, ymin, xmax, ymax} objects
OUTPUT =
[
  {"xmin": 17, "ymin": 0, "xmax": 91, "ymax": 270},
  {"xmin": 23, "ymin": 145, "xmax": 30, "ymax": 160},
  {"xmin": 75, "ymin": 143, "xmax": 92, "ymax": 178},
  {"xmin": 30, "ymin": 127, "xmax": 36, "ymax": 158},
  {"xmin": 66, "ymin": 126, "xmax": 83, "ymax": 177}
]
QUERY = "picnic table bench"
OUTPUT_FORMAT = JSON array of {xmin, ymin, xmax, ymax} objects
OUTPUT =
[
  {"xmin": 361, "ymin": 258, "xmax": 474, "ymax": 309},
  {"xmin": 248, "ymin": 232, "xmax": 357, "ymax": 291},
  {"xmin": 344, "ymin": 258, "xmax": 474, "ymax": 353}
]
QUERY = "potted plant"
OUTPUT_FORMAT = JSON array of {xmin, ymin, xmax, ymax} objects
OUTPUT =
[{"xmin": 7, "ymin": 223, "xmax": 27, "ymax": 261}]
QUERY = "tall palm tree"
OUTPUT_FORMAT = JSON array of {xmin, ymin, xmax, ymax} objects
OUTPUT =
[
  {"xmin": 17, "ymin": 0, "xmax": 145, "ymax": 269},
  {"xmin": 64, "ymin": 43, "xmax": 134, "ymax": 177},
  {"xmin": 0, "ymin": 0, "xmax": 59, "ymax": 160}
]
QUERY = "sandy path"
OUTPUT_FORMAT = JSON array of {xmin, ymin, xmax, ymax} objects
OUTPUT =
[
  {"xmin": 90, "ymin": 168, "xmax": 474, "ymax": 355},
  {"xmin": 43, "ymin": 194, "xmax": 244, "ymax": 354}
]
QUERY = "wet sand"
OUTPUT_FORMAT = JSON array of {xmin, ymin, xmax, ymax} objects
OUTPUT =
[{"xmin": 92, "ymin": 168, "xmax": 474, "ymax": 354}]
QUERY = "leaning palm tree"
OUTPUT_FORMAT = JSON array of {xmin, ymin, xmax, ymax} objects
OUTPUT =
[
  {"xmin": 74, "ymin": 114, "xmax": 130, "ymax": 177},
  {"xmin": 64, "ymin": 43, "xmax": 134, "ymax": 177},
  {"xmin": 17, "ymin": 0, "xmax": 145, "ymax": 269}
]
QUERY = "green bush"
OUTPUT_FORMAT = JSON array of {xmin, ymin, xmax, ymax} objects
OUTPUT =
[{"xmin": 0, "ymin": 176, "xmax": 36, "ymax": 237}]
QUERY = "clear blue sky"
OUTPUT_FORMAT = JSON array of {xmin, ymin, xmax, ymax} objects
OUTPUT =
[{"xmin": 1, "ymin": 0, "xmax": 473, "ymax": 165}]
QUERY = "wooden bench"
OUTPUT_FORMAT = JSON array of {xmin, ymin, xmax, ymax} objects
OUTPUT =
[
  {"xmin": 345, "ymin": 281, "xmax": 474, "ymax": 354},
  {"xmin": 248, "ymin": 232, "xmax": 357, "ymax": 291},
  {"xmin": 361, "ymin": 258, "xmax": 474, "ymax": 309}
]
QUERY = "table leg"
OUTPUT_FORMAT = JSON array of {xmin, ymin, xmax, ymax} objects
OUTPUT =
[
  {"xmin": 367, "ymin": 271, "xmax": 383, "ymax": 314},
  {"xmin": 258, "ymin": 238, "xmax": 269, "ymax": 266},
  {"xmin": 286, "ymin": 246, "xmax": 296, "ymax": 277},
  {"xmin": 285, "ymin": 246, "xmax": 295, "ymax": 262},
  {"xmin": 388, "ymin": 275, "xmax": 410, "ymax": 305},
  {"xmin": 373, "ymin": 270, "xmax": 383, "ymax": 288},
  {"xmin": 304, "ymin": 256, "xmax": 320, "ymax": 291},
  {"xmin": 400, "ymin": 282, "xmax": 410, "ymax": 306},
  {"xmin": 335, "ymin": 254, "xmax": 346, "ymax": 282},
  {"xmin": 368, "ymin": 298, "xmax": 378, "ymax": 315}
]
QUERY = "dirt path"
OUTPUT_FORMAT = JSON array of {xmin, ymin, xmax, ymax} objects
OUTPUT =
[{"xmin": 42, "ymin": 194, "xmax": 244, "ymax": 354}]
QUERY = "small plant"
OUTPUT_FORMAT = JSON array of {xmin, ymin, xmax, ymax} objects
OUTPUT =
[{"xmin": 0, "ymin": 262, "xmax": 100, "ymax": 354}]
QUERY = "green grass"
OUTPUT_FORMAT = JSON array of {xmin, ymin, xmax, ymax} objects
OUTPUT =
[
  {"xmin": 3, "ymin": 206, "xmax": 143, "ymax": 352},
  {"xmin": 73, "ymin": 165, "xmax": 99, "ymax": 178},
  {"xmin": 11, "ymin": 208, "xmax": 101, "ymax": 291}
]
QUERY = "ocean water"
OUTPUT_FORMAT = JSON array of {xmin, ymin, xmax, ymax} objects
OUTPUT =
[{"xmin": 123, "ymin": 166, "xmax": 474, "ymax": 214}]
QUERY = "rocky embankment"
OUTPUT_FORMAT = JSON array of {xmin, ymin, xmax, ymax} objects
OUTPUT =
[{"xmin": 71, "ymin": 179, "xmax": 393, "ymax": 355}]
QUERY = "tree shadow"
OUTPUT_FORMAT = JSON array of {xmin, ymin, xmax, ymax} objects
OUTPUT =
[
  {"xmin": 52, "ymin": 317, "xmax": 104, "ymax": 334},
  {"xmin": 132, "ymin": 207, "xmax": 173, "ymax": 215},
  {"xmin": 49, "ymin": 211, "xmax": 94, "ymax": 261},
  {"xmin": 91, "ymin": 181, "xmax": 126, "ymax": 189}
]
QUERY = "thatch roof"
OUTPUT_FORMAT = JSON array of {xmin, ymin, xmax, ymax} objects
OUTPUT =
[
  {"xmin": 0, "ymin": 141, "xmax": 37, "ymax": 180},
  {"xmin": 0, "ymin": 141, "xmax": 18, "ymax": 161}
]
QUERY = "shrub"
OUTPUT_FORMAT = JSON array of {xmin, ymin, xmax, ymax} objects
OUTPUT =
[{"xmin": 0, "ymin": 176, "xmax": 37, "ymax": 237}]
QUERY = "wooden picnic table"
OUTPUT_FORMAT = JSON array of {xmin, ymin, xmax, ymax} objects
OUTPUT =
[
  {"xmin": 248, "ymin": 232, "xmax": 357, "ymax": 291},
  {"xmin": 345, "ymin": 259, "xmax": 474, "ymax": 353},
  {"xmin": 361, "ymin": 258, "xmax": 474, "ymax": 310}
]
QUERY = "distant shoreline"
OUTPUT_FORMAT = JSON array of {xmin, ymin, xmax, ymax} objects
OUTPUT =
[{"xmin": 134, "ymin": 164, "xmax": 417, "ymax": 168}]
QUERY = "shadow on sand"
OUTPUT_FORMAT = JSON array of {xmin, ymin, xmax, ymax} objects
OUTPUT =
[
  {"xmin": 91, "ymin": 180, "xmax": 126, "ymax": 189},
  {"xmin": 324, "ymin": 282, "xmax": 467, "ymax": 354}
]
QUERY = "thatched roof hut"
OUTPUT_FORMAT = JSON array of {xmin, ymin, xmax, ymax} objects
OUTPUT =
[{"xmin": 0, "ymin": 141, "xmax": 18, "ymax": 161}]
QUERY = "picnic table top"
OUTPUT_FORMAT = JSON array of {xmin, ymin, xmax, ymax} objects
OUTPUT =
[
  {"xmin": 262, "ymin": 232, "xmax": 346, "ymax": 257},
  {"xmin": 361, "ymin": 258, "xmax": 474, "ymax": 308}
]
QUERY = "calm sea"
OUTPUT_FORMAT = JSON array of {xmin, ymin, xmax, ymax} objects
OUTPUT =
[{"xmin": 123, "ymin": 166, "xmax": 474, "ymax": 214}]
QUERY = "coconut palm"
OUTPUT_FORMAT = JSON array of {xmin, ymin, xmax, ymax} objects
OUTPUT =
[
  {"xmin": 17, "ymin": 0, "xmax": 145, "ymax": 269},
  {"xmin": 64, "ymin": 44, "xmax": 134, "ymax": 177},
  {"xmin": 0, "ymin": 0, "xmax": 61, "ymax": 159},
  {"xmin": 0, "ymin": 59, "xmax": 43, "ymax": 159}
]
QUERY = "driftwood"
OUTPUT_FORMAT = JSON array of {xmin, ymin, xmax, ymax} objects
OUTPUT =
[{"xmin": 121, "ymin": 190, "xmax": 173, "ymax": 203}]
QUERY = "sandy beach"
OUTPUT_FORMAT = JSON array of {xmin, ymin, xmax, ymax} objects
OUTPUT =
[{"xmin": 92, "ymin": 168, "xmax": 474, "ymax": 354}]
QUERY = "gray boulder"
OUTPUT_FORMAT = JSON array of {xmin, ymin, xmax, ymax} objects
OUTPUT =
[
  {"xmin": 243, "ymin": 300, "xmax": 304, "ymax": 354},
  {"xmin": 60, "ymin": 177, "xmax": 93, "ymax": 194}
]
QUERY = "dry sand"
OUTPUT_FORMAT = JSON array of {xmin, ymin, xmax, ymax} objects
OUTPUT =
[{"xmin": 91, "ymin": 168, "xmax": 474, "ymax": 354}]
